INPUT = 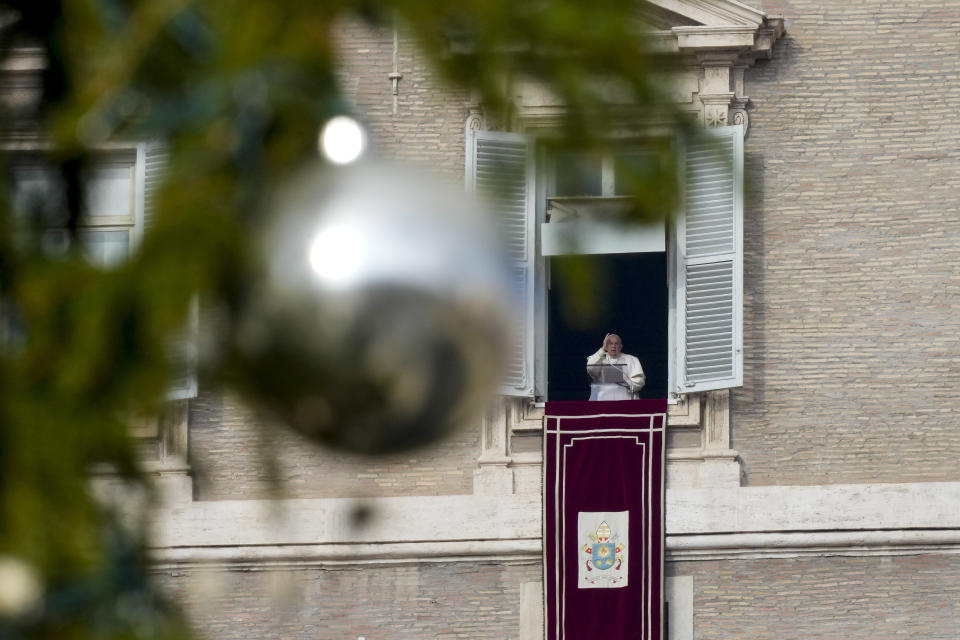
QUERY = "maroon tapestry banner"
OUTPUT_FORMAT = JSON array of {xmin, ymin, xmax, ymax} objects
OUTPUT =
[{"xmin": 543, "ymin": 399, "xmax": 666, "ymax": 640}]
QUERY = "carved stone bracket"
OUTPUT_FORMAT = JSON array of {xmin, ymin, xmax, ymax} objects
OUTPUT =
[
  {"xmin": 666, "ymin": 391, "xmax": 741, "ymax": 489},
  {"xmin": 667, "ymin": 392, "xmax": 702, "ymax": 426},
  {"xmin": 465, "ymin": 104, "xmax": 486, "ymax": 135},
  {"xmin": 676, "ymin": 14, "xmax": 783, "ymax": 135},
  {"xmin": 474, "ymin": 398, "xmax": 514, "ymax": 495},
  {"xmin": 697, "ymin": 54, "xmax": 738, "ymax": 130},
  {"xmin": 143, "ymin": 400, "xmax": 193, "ymax": 503},
  {"xmin": 698, "ymin": 61, "xmax": 754, "ymax": 133},
  {"xmin": 701, "ymin": 389, "xmax": 741, "ymax": 487},
  {"xmin": 488, "ymin": 392, "xmax": 743, "ymax": 491},
  {"xmin": 92, "ymin": 400, "xmax": 194, "ymax": 511},
  {"xmin": 701, "ymin": 92, "xmax": 734, "ymax": 127},
  {"xmin": 729, "ymin": 65, "xmax": 750, "ymax": 133}
]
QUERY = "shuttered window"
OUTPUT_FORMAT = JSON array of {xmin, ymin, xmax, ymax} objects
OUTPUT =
[
  {"xmin": 469, "ymin": 124, "xmax": 743, "ymax": 398},
  {"xmin": 674, "ymin": 124, "xmax": 744, "ymax": 393},
  {"xmin": 4, "ymin": 142, "xmax": 197, "ymax": 399},
  {"xmin": 138, "ymin": 141, "xmax": 198, "ymax": 401},
  {"xmin": 141, "ymin": 140, "xmax": 169, "ymax": 232},
  {"xmin": 466, "ymin": 130, "xmax": 536, "ymax": 396}
]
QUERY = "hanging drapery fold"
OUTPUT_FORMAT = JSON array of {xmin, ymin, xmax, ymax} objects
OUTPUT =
[{"xmin": 543, "ymin": 399, "xmax": 666, "ymax": 640}]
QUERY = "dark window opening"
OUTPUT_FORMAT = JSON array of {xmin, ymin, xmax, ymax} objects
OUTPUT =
[{"xmin": 547, "ymin": 252, "xmax": 667, "ymax": 401}]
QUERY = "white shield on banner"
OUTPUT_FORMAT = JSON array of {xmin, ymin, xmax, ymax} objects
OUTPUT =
[{"xmin": 577, "ymin": 511, "xmax": 629, "ymax": 589}]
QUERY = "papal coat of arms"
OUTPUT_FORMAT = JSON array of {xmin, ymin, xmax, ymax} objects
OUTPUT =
[{"xmin": 577, "ymin": 512, "xmax": 628, "ymax": 588}]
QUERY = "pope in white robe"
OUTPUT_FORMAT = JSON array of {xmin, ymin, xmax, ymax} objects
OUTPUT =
[{"xmin": 586, "ymin": 333, "xmax": 645, "ymax": 401}]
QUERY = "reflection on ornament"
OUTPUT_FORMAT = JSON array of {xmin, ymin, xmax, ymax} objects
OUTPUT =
[
  {"xmin": 319, "ymin": 116, "xmax": 366, "ymax": 165},
  {"xmin": 308, "ymin": 224, "xmax": 365, "ymax": 285},
  {"xmin": 228, "ymin": 160, "xmax": 513, "ymax": 454}
]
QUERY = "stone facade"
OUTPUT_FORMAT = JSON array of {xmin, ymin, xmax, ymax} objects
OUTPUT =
[
  {"xmin": 672, "ymin": 555, "xmax": 960, "ymax": 640},
  {"xmin": 155, "ymin": 555, "xmax": 960, "ymax": 640},
  {"xmin": 189, "ymin": 392, "xmax": 479, "ymax": 500},
  {"xmin": 158, "ymin": 563, "xmax": 542, "ymax": 640},
  {"xmin": 145, "ymin": 1, "xmax": 960, "ymax": 639},
  {"xmin": 734, "ymin": 0, "xmax": 960, "ymax": 486}
]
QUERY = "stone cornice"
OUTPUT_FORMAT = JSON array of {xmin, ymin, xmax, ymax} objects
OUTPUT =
[
  {"xmin": 149, "ymin": 483, "xmax": 960, "ymax": 567},
  {"xmin": 646, "ymin": 0, "xmax": 766, "ymax": 27},
  {"xmin": 150, "ymin": 529, "xmax": 960, "ymax": 569},
  {"xmin": 514, "ymin": 3, "xmax": 784, "ymax": 133},
  {"xmin": 631, "ymin": 21, "xmax": 784, "ymax": 61},
  {"xmin": 152, "ymin": 540, "xmax": 542, "ymax": 570},
  {"xmin": 150, "ymin": 494, "xmax": 544, "ymax": 549},
  {"xmin": 669, "ymin": 529, "xmax": 960, "ymax": 562},
  {"xmin": 668, "ymin": 482, "xmax": 960, "ymax": 534},
  {"xmin": 673, "ymin": 24, "xmax": 760, "ymax": 50},
  {"xmin": 669, "ymin": 17, "xmax": 784, "ymax": 63}
]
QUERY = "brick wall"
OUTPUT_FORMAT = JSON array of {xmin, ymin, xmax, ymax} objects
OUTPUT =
[
  {"xmin": 733, "ymin": 0, "xmax": 960, "ymax": 484},
  {"xmin": 189, "ymin": 391, "xmax": 479, "ymax": 500},
  {"xmin": 670, "ymin": 554, "xmax": 960, "ymax": 639},
  {"xmin": 159, "ymin": 555, "xmax": 960, "ymax": 640},
  {"xmin": 189, "ymin": 22, "xmax": 483, "ymax": 501},
  {"xmin": 157, "ymin": 562, "xmax": 540, "ymax": 640},
  {"xmin": 336, "ymin": 20, "xmax": 470, "ymax": 180}
]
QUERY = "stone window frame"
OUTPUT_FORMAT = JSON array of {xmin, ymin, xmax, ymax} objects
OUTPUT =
[{"xmin": 472, "ymin": 0, "xmax": 784, "ymax": 494}]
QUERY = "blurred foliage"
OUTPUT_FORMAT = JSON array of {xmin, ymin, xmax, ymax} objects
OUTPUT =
[{"xmin": 0, "ymin": 0, "xmax": 684, "ymax": 637}]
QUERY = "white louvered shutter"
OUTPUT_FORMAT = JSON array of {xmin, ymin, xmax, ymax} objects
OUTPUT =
[
  {"xmin": 675, "ymin": 124, "xmax": 743, "ymax": 393},
  {"xmin": 466, "ymin": 130, "xmax": 535, "ymax": 396},
  {"xmin": 164, "ymin": 298, "xmax": 198, "ymax": 401},
  {"xmin": 139, "ymin": 141, "xmax": 198, "ymax": 400},
  {"xmin": 142, "ymin": 140, "xmax": 169, "ymax": 231}
]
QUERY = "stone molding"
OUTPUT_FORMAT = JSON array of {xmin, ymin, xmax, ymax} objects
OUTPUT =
[
  {"xmin": 93, "ymin": 400, "xmax": 193, "ymax": 506},
  {"xmin": 479, "ymin": 393, "xmax": 740, "ymax": 491},
  {"xmin": 669, "ymin": 529, "xmax": 960, "ymax": 561},
  {"xmin": 474, "ymin": 399, "xmax": 515, "ymax": 494},
  {"xmin": 663, "ymin": 391, "xmax": 741, "ymax": 489},
  {"xmin": 667, "ymin": 392, "xmax": 701, "ymax": 426},
  {"xmin": 149, "ymin": 482, "xmax": 960, "ymax": 567},
  {"xmin": 140, "ymin": 400, "xmax": 193, "ymax": 503},
  {"xmin": 464, "ymin": 104, "xmax": 486, "ymax": 136},
  {"xmin": 646, "ymin": 0, "xmax": 767, "ymax": 28},
  {"xmin": 152, "ymin": 539, "xmax": 541, "ymax": 570},
  {"xmin": 513, "ymin": 2, "xmax": 783, "ymax": 133},
  {"xmin": 151, "ymin": 530, "xmax": 960, "ymax": 569},
  {"xmin": 669, "ymin": 482, "xmax": 960, "ymax": 534},
  {"xmin": 674, "ymin": 25, "xmax": 760, "ymax": 50}
]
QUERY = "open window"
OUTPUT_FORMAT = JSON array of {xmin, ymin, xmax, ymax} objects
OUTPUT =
[
  {"xmin": 467, "ymin": 124, "xmax": 743, "ymax": 400},
  {"xmin": 540, "ymin": 139, "xmax": 670, "ymax": 401}
]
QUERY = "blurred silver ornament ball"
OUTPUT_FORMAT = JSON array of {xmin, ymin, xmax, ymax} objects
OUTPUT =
[{"xmin": 232, "ymin": 159, "xmax": 514, "ymax": 454}]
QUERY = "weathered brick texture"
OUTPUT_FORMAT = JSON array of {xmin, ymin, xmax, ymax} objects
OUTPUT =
[
  {"xmin": 157, "ymin": 562, "xmax": 540, "ymax": 640},
  {"xmin": 733, "ymin": 0, "xmax": 960, "ymax": 485},
  {"xmin": 336, "ymin": 20, "xmax": 470, "ymax": 180},
  {"xmin": 188, "ymin": 22, "xmax": 481, "ymax": 501},
  {"xmin": 189, "ymin": 391, "xmax": 480, "ymax": 500},
  {"xmin": 160, "ymin": 555, "xmax": 960, "ymax": 640},
  {"xmin": 670, "ymin": 554, "xmax": 960, "ymax": 639}
]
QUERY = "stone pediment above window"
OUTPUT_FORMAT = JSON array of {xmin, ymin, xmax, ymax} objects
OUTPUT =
[
  {"xmin": 646, "ymin": 0, "xmax": 775, "ymax": 28},
  {"xmin": 511, "ymin": 0, "xmax": 785, "ymax": 134},
  {"xmin": 641, "ymin": 0, "xmax": 783, "ymax": 54}
]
